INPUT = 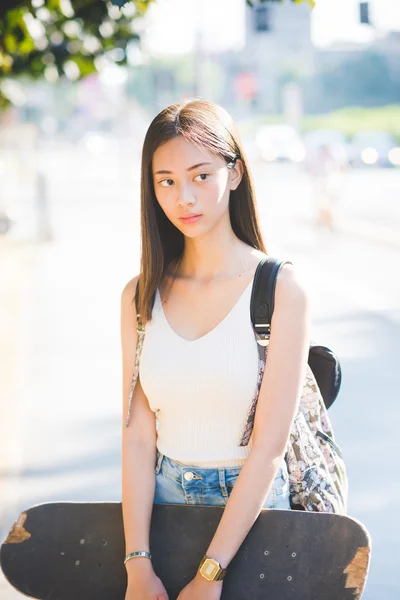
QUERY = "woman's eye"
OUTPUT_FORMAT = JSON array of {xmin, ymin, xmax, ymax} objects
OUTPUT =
[
  {"xmin": 160, "ymin": 179, "xmax": 174, "ymax": 187},
  {"xmin": 159, "ymin": 174, "xmax": 208, "ymax": 187},
  {"xmin": 194, "ymin": 173, "xmax": 209, "ymax": 182}
]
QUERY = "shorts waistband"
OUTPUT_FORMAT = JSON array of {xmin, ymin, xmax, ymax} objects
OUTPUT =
[
  {"xmin": 155, "ymin": 450, "xmax": 242, "ymax": 483},
  {"xmin": 155, "ymin": 450, "xmax": 288, "ymax": 486}
]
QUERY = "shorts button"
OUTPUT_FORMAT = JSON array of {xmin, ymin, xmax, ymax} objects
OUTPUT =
[{"xmin": 184, "ymin": 471, "xmax": 194, "ymax": 481}]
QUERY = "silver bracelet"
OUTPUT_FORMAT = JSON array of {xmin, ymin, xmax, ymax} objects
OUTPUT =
[{"xmin": 124, "ymin": 551, "xmax": 152, "ymax": 565}]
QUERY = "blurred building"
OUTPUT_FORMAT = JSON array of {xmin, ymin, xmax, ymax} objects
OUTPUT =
[
  {"xmin": 311, "ymin": 31, "xmax": 400, "ymax": 111},
  {"xmin": 217, "ymin": 0, "xmax": 315, "ymax": 115},
  {"xmin": 318, "ymin": 31, "xmax": 400, "ymax": 77},
  {"xmin": 378, "ymin": 31, "xmax": 400, "ymax": 80}
]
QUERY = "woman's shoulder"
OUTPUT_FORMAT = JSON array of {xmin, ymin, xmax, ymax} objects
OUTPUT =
[
  {"xmin": 252, "ymin": 249, "xmax": 308, "ymax": 310},
  {"xmin": 121, "ymin": 275, "xmax": 140, "ymax": 316},
  {"xmin": 252, "ymin": 250, "xmax": 302, "ymax": 285},
  {"xmin": 274, "ymin": 261, "xmax": 309, "ymax": 313},
  {"xmin": 122, "ymin": 275, "xmax": 140, "ymax": 295},
  {"xmin": 246, "ymin": 248, "xmax": 306, "ymax": 300}
]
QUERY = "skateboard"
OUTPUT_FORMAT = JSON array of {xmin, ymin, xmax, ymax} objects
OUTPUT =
[{"xmin": 0, "ymin": 502, "xmax": 371, "ymax": 600}]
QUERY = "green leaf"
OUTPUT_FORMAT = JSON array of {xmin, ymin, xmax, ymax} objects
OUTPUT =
[
  {"xmin": 48, "ymin": 0, "xmax": 62, "ymax": 9},
  {"xmin": 18, "ymin": 36, "xmax": 35, "ymax": 54},
  {"xmin": 4, "ymin": 33, "xmax": 17, "ymax": 53},
  {"xmin": 69, "ymin": 54, "xmax": 96, "ymax": 77},
  {"xmin": 133, "ymin": 0, "xmax": 155, "ymax": 15}
]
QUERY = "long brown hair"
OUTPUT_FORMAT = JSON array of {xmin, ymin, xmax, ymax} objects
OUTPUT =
[{"xmin": 136, "ymin": 98, "xmax": 267, "ymax": 323}]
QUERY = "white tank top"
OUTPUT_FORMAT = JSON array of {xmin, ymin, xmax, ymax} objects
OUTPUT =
[{"xmin": 139, "ymin": 278, "xmax": 259, "ymax": 467}]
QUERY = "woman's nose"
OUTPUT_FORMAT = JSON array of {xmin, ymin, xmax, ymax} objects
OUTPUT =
[{"xmin": 177, "ymin": 184, "xmax": 196, "ymax": 207}]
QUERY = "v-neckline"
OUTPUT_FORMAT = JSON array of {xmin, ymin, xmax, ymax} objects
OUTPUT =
[{"xmin": 157, "ymin": 277, "xmax": 254, "ymax": 344}]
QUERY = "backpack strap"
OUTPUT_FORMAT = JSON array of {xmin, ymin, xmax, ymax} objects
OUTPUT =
[
  {"xmin": 251, "ymin": 256, "xmax": 294, "ymax": 359},
  {"xmin": 239, "ymin": 256, "xmax": 294, "ymax": 445}
]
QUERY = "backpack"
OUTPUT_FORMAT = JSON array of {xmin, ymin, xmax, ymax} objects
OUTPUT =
[
  {"xmin": 240, "ymin": 256, "xmax": 348, "ymax": 514},
  {"xmin": 129, "ymin": 256, "xmax": 348, "ymax": 514}
]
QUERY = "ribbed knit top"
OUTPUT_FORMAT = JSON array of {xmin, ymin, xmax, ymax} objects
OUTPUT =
[{"xmin": 139, "ymin": 279, "xmax": 259, "ymax": 467}]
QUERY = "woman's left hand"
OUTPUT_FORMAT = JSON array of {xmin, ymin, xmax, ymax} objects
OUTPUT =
[{"xmin": 177, "ymin": 572, "xmax": 223, "ymax": 600}]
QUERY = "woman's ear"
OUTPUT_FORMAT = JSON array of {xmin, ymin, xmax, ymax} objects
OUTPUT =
[{"xmin": 229, "ymin": 158, "xmax": 244, "ymax": 191}]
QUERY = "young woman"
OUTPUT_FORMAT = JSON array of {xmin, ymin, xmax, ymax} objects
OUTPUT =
[{"xmin": 121, "ymin": 99, "xmax": 310, "ymax": 600}]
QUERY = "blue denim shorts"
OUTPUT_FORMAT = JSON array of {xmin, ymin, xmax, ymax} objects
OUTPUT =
[{"xmin": 153, "ymin": 450, "xmax": 291, "ymax": 510}]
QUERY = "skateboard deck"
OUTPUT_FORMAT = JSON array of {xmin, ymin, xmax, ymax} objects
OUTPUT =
[{"xmin": 1, "ymin": 502, "xmax": 371, "ymax": 600}]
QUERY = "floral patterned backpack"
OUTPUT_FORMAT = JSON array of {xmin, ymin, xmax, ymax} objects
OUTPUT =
[{"xmin": 128, "ymin": 257, "xmax": 348, "ymax": 514}]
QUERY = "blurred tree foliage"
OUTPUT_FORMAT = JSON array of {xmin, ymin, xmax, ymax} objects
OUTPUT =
[
  {"xmin": 0, "ymin": 0, "xmax": 313, "ymax": 109},
  {"xmin": 0, "ymin": 0, "xmax": 155, "ymax": 108}
]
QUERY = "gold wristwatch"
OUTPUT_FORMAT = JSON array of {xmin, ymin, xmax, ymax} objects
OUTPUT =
[{"xmin": 198, "ymin": 554, "xmax": 227, "ymax": 581}]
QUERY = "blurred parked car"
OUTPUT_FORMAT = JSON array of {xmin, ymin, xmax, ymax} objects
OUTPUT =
[
  {"xmin": 255, "ymin": 124, "xmax": 305, "ymax": 163},
  {"xmin": 349, "ymin": 130, "xmax": 400, "ymax": 168}
]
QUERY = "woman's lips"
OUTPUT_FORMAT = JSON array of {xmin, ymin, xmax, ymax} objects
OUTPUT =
[{"xmin": 179, "ymin": 214, "xmax": 202, "ymax": 224}]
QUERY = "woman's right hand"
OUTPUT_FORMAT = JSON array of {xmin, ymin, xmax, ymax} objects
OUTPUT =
[{"xmin": 125, "ymin": 560, "xmax": 169, "ymax": 600}]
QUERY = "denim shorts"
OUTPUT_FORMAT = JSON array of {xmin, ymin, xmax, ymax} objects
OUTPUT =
[{"xmin": 153, "ymin": 450, "xmax": 291, "ymax": 510}]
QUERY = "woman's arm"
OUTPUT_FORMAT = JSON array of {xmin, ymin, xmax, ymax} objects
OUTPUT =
[
  {"xmin": 202, "ymin": 264, "xmax": 311, "ymax": 576},
  {"xmin": 120, "ymin": 277, "xmax": 164, "ymax": 591}
]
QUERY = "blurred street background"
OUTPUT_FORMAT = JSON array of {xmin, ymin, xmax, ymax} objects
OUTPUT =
[{"xmin": 1, "ymin": 0, "xmax": 400, "ymax": 598}]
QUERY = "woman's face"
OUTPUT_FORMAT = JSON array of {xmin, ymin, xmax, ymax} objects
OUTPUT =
[{"xmin": 152, "ymin": 136, "xmax": 243, "ymax": 238}]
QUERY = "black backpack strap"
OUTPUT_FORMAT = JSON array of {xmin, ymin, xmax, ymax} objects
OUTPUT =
[{"xmin": 250, "ymin": 256, "xmax": 293, "ymax": 359}]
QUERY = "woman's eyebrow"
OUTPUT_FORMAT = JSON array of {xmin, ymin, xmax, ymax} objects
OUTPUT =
[{"xmin": 154, "ymin": 162, "xmax": 213, "ymax": 175}]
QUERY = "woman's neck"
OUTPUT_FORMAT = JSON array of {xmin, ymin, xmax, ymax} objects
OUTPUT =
[{"xmin": 174, "ymin": 238, "xmax": 257, "ymax": 285}]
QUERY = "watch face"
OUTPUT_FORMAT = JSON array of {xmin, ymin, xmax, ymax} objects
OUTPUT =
[{"xmin": 200, "ymin": 558, "xmax": 220, "ymax": 581}]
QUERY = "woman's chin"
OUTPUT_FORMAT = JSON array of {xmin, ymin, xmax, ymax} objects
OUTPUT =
[{"xmin": 175, "ymin": 221, "xmax": 207, "ymax": 237}]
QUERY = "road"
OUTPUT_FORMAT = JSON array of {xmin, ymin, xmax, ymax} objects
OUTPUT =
[{"xmin": 1, "ymin": 146, "xmax": 399, "ymax": 598}]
